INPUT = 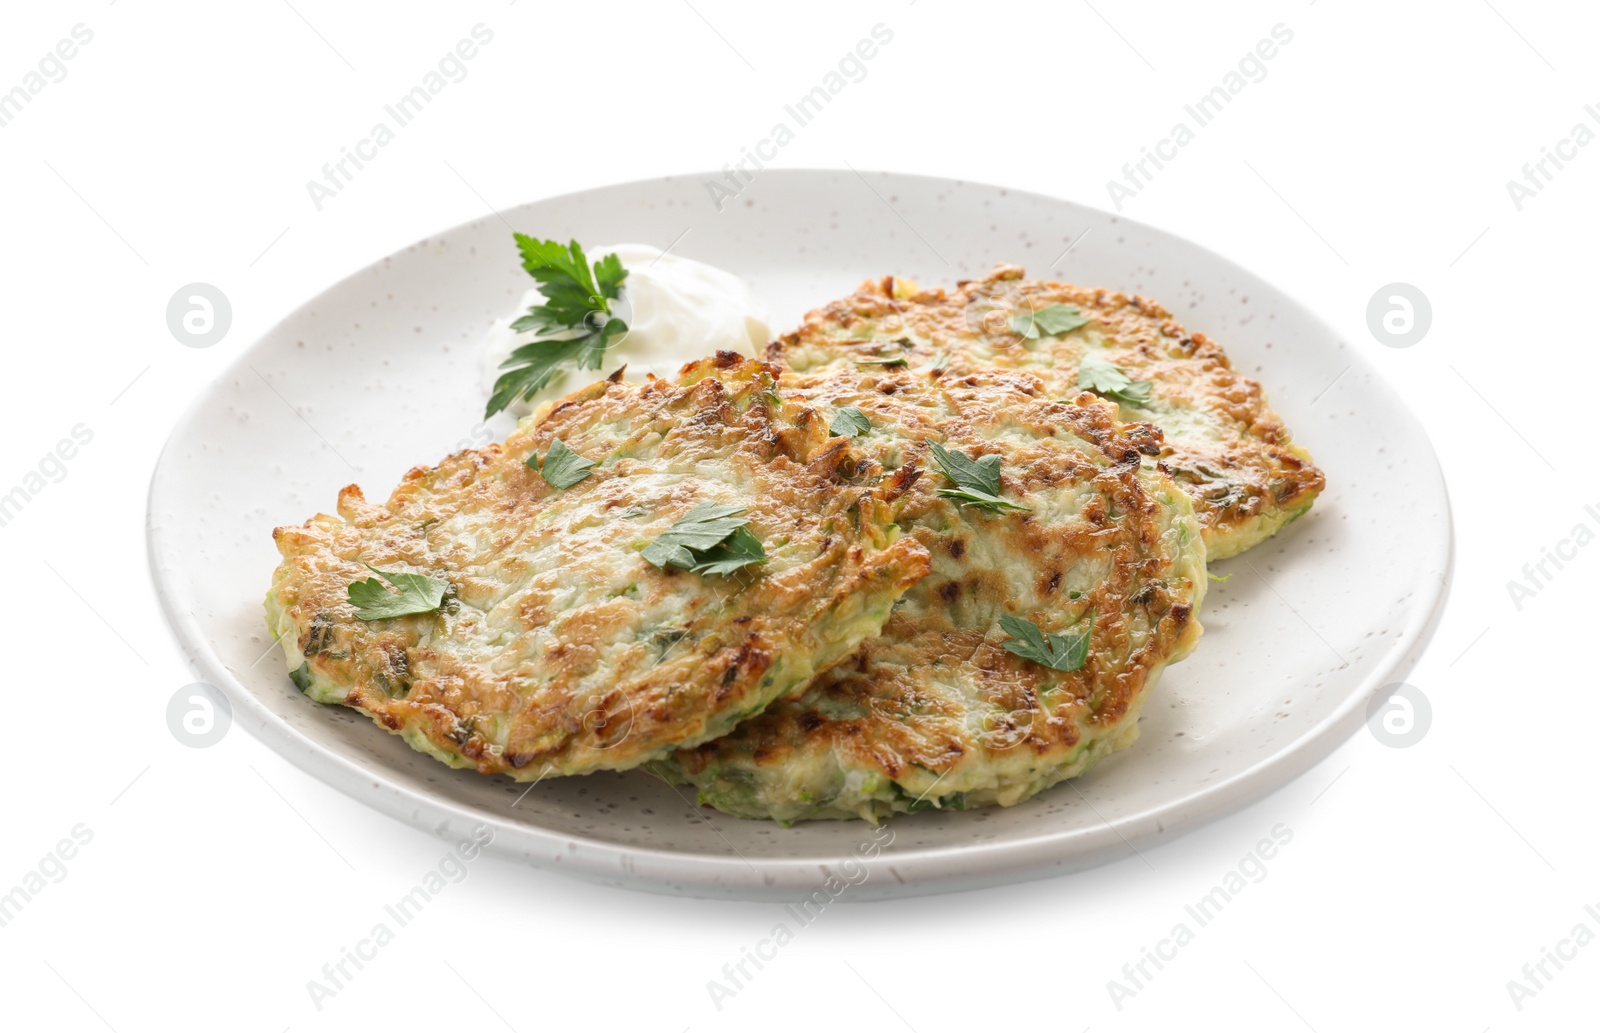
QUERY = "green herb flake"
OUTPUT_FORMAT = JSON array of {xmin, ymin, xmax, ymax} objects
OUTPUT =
[
  {"xmin": 928, "ymin": 440, "xmax": 1029, "ymax": 513},
  {"xmin": 1207, "ymin": 570, "xmax": 1233, "ymax": 583},
  {"xmin": 856, "ymin": 356, "xmax": 909, "ymax": 368},
  {"xmin": 528, "ymin": 437, "xmax": 595, "ymax": 489},
  {"xmin": 346, "ymin": 565, "xmax": 451, "ymax": 621},
  {"xmin": 829, "ymin": 406, "xmax": 872, "ymax": 438},
  {"xmin": 1077, "ymin": 353, "xmax": 1154, "ymax": 408},
  {"xmin": 641, "ymin": 502, "xmax": 767, "ymax": 577},
  {"xmin": 1010, "ymin": 303, "xmax": 1090, "ymax": 340},
  {"xmin": 999, "ymin": 613, "xmax": 1093, "ymax": 672},
  {"xmin": 485, "ymin": 236, "xmax": 629, "ymax": 417},
  {"xmin": 685, "ymin": 525, "xmax": 767, "ymax": 576}
]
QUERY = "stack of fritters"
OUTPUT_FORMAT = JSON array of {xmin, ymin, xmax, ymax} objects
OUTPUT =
[
  {"xmin": 664, "ymin": 365, "xmax": 1206, "ymax": 821},
  {"xmin": 268, "ymin": 267, "xmax": 1322, "ymax": 822}
]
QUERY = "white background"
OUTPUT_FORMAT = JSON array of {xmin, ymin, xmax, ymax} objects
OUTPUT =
[{"xmin": 1, "ymin": 1, "xmax": 1594, "ymax": 1029}]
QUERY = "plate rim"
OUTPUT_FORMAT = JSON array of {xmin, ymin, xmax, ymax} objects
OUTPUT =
[{"xmin": 145, "ymin": 168, "xmax": 1454, "ymax": 900}]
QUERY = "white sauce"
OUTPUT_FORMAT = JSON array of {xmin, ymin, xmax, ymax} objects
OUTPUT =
[{"xmin": 480, "ymin": 243, "xmax": 771, "ymax": 419}]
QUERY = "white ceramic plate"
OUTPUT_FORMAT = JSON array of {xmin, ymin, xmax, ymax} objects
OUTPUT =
[{"xmin": 148, "ymin": 170, "xmax": 1450, "ymax": 900}]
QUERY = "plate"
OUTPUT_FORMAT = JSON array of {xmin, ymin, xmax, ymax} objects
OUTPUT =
[{"xmin": 148, "ymin": 170, "xmax": 1450, "ymax": 900}]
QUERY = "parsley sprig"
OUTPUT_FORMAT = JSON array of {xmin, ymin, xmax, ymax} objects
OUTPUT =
[
  {"xmin": 641, "ymin": 502, "xmax": 767, "ymax": 577},
  {"xmin": 347, "ymin": 565, "xmax": 451, "ymax": 621},
  {"xmin": 999, "ymin": 613, "xmax": 1093, "ymax": 672},
  {"xmin": 829, "ymin": 407, "xmax": 872, "ymax": 438},
  {"xmin": 527, "ymin": 437, "xmax": 595, "ymax": 489},
  {"xmin": 1011, "ymin": 303, "xmax": 1089, "ymax": 339},
  {"xmin": 1078, "ymin": 354, "xmax": 1154, "ymax": 408},
  {"xmin": 928, "ymin": 441, "xmax": 1029, "ymax": 513},
  {"xmin": 485, "ymin": 237, "xmax": 629, "ymax": 418}
]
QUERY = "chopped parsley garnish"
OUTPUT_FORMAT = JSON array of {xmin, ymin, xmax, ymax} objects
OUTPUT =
[
  {"xmin": 1078, "ymin": 353, "xmax": 1154, "ymax": 408},
  {"xmin": 346, "ymin": 565, "xmax": 451, "ymax": 621},
  {"xmin": 928, "ymin": 441, "xmax": 1029, "ymax": 513},
  {"xmin": 856, "ymin": 356, "xmax": 908, "ymax": 368},
  {"xmin": 485, "ymin": 236, "xmax": 629, "ymax": 418},
  {"xmin": 641, "ymin": 502, "xmax": 767, "ymax": 577},
  {"xmin": 829, "ymin": 406, "xmax": 872, "ymax": 438},
  {"xmin": 527, "ymin": 437, "xmax": 595, "ymax": 489},
  {"xmin": 999, "ymin": 613, "xmax": 1093, "ymax": 672},
  {"xmin": 1010, "ymin": 303, "xmax": 1089, "ymax": 339},
  {"xmin": 682, "ymin": 525, "xmax": 767, "ymax": 576}
]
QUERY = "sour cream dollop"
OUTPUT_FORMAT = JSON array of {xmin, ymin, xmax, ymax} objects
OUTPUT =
[{"xmin": 481, "ymin": 243, "xmax": 771, "ymax": 419}]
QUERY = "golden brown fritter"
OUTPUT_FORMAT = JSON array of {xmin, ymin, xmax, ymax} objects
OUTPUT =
[
  {"xmin": 772, "ymin": 266, "xmax": 1323, "ymax": 559},
  {"xmin": 266, "ymin": 355, "xmax": 931, "ymax": 779},
  {"xmin": 664, "ymin": 363, "xmax": 1206, "ymax": 822}
]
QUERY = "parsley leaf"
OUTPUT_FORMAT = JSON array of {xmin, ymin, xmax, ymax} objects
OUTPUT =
[
  {"xmin": 641, "ymin": 502, "xmax": 767, "ymax": 576},
  {"xmin": 1010, "ymin": 303, "xmax": 1090, "ymax": 339},
  {"xmin": 999, "ymin": 613, "xmax": 1093, "ymax": 672},
  {"xmin": 928, "ymin": 440, "xmax": 1029, "ymax": 513},
  {"xmin": 510, "ymin": 236, "xmax": 626, "ymax": 333},
  {"xmin": 929, "ymin": 441, "xmax": 1002, "ymax": 495},
  {"xmin": 856, "ymin": 356, "xmax": 909, "ymax": 368},
  {"xmin": 829, "ymin": 406, "xmax": 871, "ymax": 437},
  {"xmin": 685, "ymin": 525, "xmax": 767, "ymax": 576},
  {"xmin": 528, "ymin": 437, "xmax": 595, "ymax": 489},
  {"xmin": 644, "ymin": 502, "xmax": 748, "ymax": 560},
  {"xmin": 485, "ymin": 237, "xmax": 630, "ymax": 418},
  {"xmin": 1077, "ymin": 354, "xmax": 1154, "ymax": 408},
  {"xmin": 936, "ymin": 486, "xmax": 1030, "ymax": 510},
  {"xmin": 347, "ymin": 565, "xmax": 451, "ymax": 621},
  {"xmin": 487, "ymin": 336, "xmax": 605, "ymax": 418}
]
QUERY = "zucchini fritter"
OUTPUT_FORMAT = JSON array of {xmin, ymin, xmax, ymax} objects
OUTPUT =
[
  {"xmin": 266, "ymin": 355, "xmax": 931, "ymax": 779},
  {"xmin": 775, "ymin": 266, "xmax": 1323, "ymax": 559},
  {"xmin": 666, "ymin": 364, "xmax": 1206, "ymax": 822}
]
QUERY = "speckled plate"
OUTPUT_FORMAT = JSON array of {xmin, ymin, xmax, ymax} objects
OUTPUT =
[{"xmin": 148, "ymin": 170, "xmax": 1450, "ymax": 900}]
